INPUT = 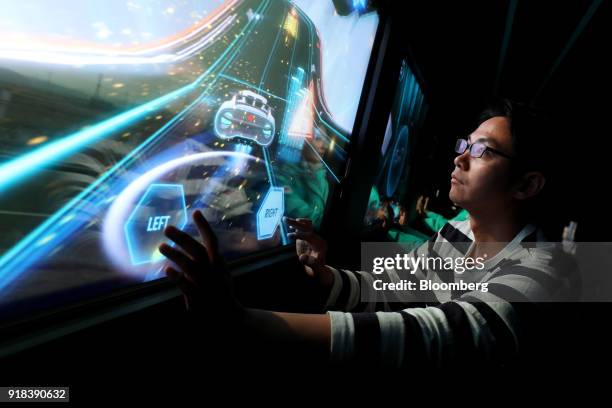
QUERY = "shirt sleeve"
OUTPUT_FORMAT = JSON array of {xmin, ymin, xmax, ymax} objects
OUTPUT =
[
  {"xmin": 326, "ymin": 246, "xmax": 579, "ymax": 367},
  {"xmin": 323, "ymin": 237, "xmax": 434, "ymax": 313}
]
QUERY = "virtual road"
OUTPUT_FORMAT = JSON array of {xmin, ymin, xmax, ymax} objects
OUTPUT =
[{"xmin": 0, "ymin": 0, "xmax": 353, "ymax": 316}]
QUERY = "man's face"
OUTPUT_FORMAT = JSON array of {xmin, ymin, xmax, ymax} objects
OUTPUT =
[{"xmin": 449, "ymin": 116, "xmax": 514, "ymax": 211}]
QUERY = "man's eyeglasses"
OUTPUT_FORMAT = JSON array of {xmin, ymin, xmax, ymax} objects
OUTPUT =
[{"xmin": 455, "ymin": 139, "xmax": 513, "ymax": 159}]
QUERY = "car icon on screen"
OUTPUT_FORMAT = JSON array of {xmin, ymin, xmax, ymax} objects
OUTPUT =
[{"xmin": 214, "ymin": 90, "xmax": 276, "ymax": 147}]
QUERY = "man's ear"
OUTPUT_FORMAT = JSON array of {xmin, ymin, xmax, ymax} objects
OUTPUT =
[{"xmin": 512, "ymin": 171, "xmax": 546, "ymax": 200}]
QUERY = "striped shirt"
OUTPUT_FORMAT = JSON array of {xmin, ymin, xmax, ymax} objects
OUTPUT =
[{"xmin": 325, "ymin": 219, "xmax": 580, "ymax": 367}]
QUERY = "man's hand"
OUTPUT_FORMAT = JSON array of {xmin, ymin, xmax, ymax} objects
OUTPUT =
[
  {"xmin": 159, "ymin": 210, "xmax": 243, "ymax": 321},
  {"xmin": 285, "ymin": 217, "xmax": 333, "ymax": 289}
]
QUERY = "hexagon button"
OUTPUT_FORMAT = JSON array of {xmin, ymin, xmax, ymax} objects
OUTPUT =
[
  {"xmin": 256, "ymin": 186, "xmax": 284, "ymax": 240},
  {"xmin": 124, "ymin": 184, "xmax": 187, "ymax": 265}
]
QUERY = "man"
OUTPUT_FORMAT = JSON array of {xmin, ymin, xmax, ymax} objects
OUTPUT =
[{"xmin": 158, "ymin": 99, "xmax": 578, "ymax": 367}]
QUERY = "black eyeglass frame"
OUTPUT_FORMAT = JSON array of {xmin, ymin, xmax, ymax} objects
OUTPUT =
[{"xmin": 455, "ymin": 138, "xmax": 514, "ymax": 160}]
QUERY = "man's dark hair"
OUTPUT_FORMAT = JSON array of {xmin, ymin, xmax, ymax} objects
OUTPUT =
[
  {"xmin": 477, "ymin": 98, "xmax": 563, "ymax": 236},
  {"xmin": 477, "ymin": 98, "xmax": 555, "ymax": 182}
]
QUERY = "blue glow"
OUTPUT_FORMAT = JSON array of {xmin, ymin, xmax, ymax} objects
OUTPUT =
[
  {"xmin": 124, "ymin": 183, "xmax": 187, "ymax": 266},
  {"xmin": 386, "ymin": 125, "xmax": 409, "ymax": 196},
  {"xmin": 0, "ymin": 0, "xmax": 270, "ymax": 292},
  {"xmin": 102, "ymin": 151, "xmax": 257, "ymax": 275},
  {"xmin": 278, "ymin": 67, "xmax": 306, "ymax": 157},
  {"xmin": 352, "ymin": 0, "xmax": 368, "ymax": 12},
  {"xmin": 260, "ymin": 147, "xmax": 288, "ymax": 245},
  {"xmin": 261, "ymin": 147, "xmax": 276, "ymax": 186},
  {"xmin": 0, "ymin": 95, "xmax": 198, "ymax": 292},
  {"xmin": 221, "ymin": 117, "xmax": 232, "ymax": 127},
  {"xmin": 147, "ymin": 216, "xmax": 171, "ymax": 232},
  {"xmin": 0, "ymin": 82, "xmax": 198, "ymax": 193}
]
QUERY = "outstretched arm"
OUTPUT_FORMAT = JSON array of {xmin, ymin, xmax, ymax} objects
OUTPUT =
[{"xmin": 159, "ymin": 210, "xmax": 331, "ymax": 358}]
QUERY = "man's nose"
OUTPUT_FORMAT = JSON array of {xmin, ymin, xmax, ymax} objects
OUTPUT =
[{"xmin": 453, "ymin": 149, "xmax": 470, "ymax": 170}]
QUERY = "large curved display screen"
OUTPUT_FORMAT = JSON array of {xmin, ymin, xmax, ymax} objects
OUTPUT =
[{"xmin": 0, "ymin": 0, "xmax": 379, "ymax": 321}]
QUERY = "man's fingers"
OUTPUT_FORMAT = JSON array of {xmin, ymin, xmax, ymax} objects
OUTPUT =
[
  {"xmin": 287, "ymin": 230, "xmax": 315, "ymax": 242},
  {"xmin": 304, "ymin": 254, "xmax": 324, "ymax": 269},
  {"xmin": 298, "ymin": 255, "xmax": 318, "ymax": 278},
  {"xmin": 165, "ymin": 266, "xmax": 198, "ymax": 309},
  {"xmin": 164, "ymin": 225, "xmax": 209, "ymax": 264},
  {"xmin": 303, "ymin": 265, "xmax": 315, "ymax": 277},
  {"xmin": 159, "ymin": 243, "xmax": 199, "ymax": 278},
  {"xmin": 165, "ymin": 265, "xmax": 182, "ymax": 282},
  {"xmin": 193, "ymin": 210, "xmax": 220, "ymax": 263},
  {"xmin": 285, "ymin": 217, "xmax": 313, "ymax": 229},
  {"xmin": 295, "ymin": 218, "xmax": 313, "ymax": 226},
  {"xmin": 298, "ymin": 253, "xmax": 318, "ymax": 266},
  {"xmin": 165, "ymin": 265, "xmax": 193, "ymax": 292},
  {"xmin": 284, "ymin": 217, "xmax": 313, "ymax": 232}
]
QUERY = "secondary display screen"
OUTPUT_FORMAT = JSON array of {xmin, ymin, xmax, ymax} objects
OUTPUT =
[
  {"xmin": 363, "ymin": 59, "xmax": 427, "ymax": 240},
  {"xmin": 0, "ymin": 0, "xmax": 379, "ymax": 321}
]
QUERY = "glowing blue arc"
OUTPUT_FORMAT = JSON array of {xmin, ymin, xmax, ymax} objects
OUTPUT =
[
  {"xmin": 0, "ymin": 80, "xmax": 198, "ymax": 193},
  {"xmin": 102, "ymin": 151, "xmax": 257, "ymax": 275},
  {"xmin": 0, "ymin": 0, "xmax": 271, "ymax": 291}
]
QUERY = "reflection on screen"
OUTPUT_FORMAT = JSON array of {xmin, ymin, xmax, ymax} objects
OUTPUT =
[
  {"xmin": 0, "ymin": 0, "xmax": 379, "ymax": 321},
  {"xmin": 363, "ymin": 60, "xmax": 427, "ymax": 230}
]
